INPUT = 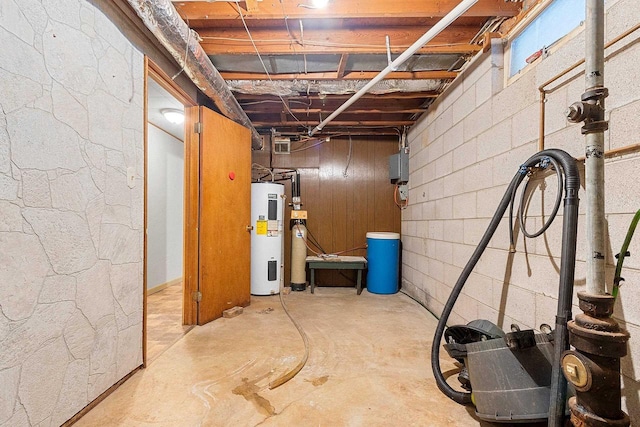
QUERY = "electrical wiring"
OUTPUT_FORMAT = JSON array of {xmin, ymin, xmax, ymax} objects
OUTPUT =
[
  {"xmin": 288, "ymin": 138, "xmax": 328, "ymax": 152},
  {"xmin": 394, "ymin": 184, "xmax": 408, "ymax": 209},
  {"xmin": 343, "ymin": 134, "xmax": 353, "ymax": 178},
  {"xmin": 233, "ymin": 2, "xmax": 307, "ymax": 126},
  {"xmin": 296, "ymin": 224, "xmax": 366, "ymax": 258},
  {"xmin": 278, "ymin": 0, "xmax": 304, "ymax": 75},
  {"xmin": 295, "ymin": 223, "xmax": 323, "ymax": 256},
  {"xmin": 251, "ymin": 163, "xmax": 275, "ymax": 181},
  {"xmin": 305, "ymin": 230, "xmax": 326, "ymax": 254}
]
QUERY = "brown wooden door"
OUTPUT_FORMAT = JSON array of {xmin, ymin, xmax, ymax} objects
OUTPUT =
[{"xmin": 198, "ymin": 106, "xmax": 251, "ymax": 325}]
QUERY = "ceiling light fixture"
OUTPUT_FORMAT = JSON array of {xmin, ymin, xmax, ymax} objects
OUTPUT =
[
  {"xmin": 299, "ymin": 0, "xmax": 329, "ymax": 9},
  {"xmin": 161, "ymin": 108, "xmax": 185, "ymax": 125}
]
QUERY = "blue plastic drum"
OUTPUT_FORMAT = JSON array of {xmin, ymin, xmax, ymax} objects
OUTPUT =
[{"xmin": 366, "ymin": 232, "xmax": 400, "ymax": 294}]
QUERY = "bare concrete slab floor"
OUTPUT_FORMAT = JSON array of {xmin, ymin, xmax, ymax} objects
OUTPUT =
[{"xmin": 75, "ymin": 288, "xmax": 487, "ymax": 426}]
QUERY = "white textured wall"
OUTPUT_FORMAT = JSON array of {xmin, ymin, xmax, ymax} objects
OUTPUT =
[
  {"xmin": 0, "ymin": 1, "xmax": 144, "ymax": 426},
  {"xmin": 403, "ymin": 0, "xmax": 640, "ymax": 421},
  {"xmin": 147, "ymin": 124, "xmax": 184, "ymax": 290}
]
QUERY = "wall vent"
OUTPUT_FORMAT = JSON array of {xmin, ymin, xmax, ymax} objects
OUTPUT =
[{"xmin": 273, "ymin": 137, "xmax": 291, "ymax": 154}]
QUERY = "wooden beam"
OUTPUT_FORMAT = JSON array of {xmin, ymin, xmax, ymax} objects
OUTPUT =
[
  {"xmin": 252, "ymin": 120, "xmax": 415, "ymax": 127},
  {"xmin": 336, "ymin": 54, "xmax": 349, "ymax": 78},
  {"xmin": 243, "ymin": 107, "xmax": 428, "ymax": 114},
  {"xmin": 198, "ymin": 26, "xmax": 481, "ymax": 55},
  {"xmin": 244, "ymin": 0, "xmax": 258, "ymax": 12},
  {"xmin": 260, "ymin": 128, "xmax": 402, "ymax": 135},
  {"xmin": 223, "ymin": 70, "xmax": 457, "ymax": 80},
  {"xmin": 482, "ymin": 31, "xmax": 502, "ymax": 53},
  {"xmin": 173, "ymin": 0, "xmax": 521, "ymax": 20}
]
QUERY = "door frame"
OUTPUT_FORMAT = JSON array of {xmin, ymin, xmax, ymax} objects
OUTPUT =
[{"xmin": 143, "ymin": 58, "xmax": 197, "ymax": 366}]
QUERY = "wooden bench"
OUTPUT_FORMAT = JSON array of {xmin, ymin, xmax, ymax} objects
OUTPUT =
[{"xmin": 306, "ymin": 256, "xmax": 368, "ymax": 295}]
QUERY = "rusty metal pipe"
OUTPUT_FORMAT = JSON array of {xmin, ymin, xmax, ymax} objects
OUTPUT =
[{"xmin": 564, "ymin": 293, "xmax": 630, "ymax": 426}]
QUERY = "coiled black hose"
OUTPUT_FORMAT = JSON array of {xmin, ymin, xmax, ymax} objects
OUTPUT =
[
  {"xmin": 508, "ymin": 156, "xmax": 564, "ymax": 250},
  {"xmin": 430, "ymin": 149, "xmax": 580, "ymax": 425}
]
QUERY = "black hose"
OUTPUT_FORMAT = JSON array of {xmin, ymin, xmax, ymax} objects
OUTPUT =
[
  {"xmin": 519, "ymin": 157, "xmax": 564, "ymax": 239},
  {"xmin": 508, "ymin": 157, "xmax": 564, "ymax": 248},
  {"xmin": 430, "ymin": 149, "xmax": 580, "ymax": 421},
  {"xmin": 548, "ymin": 152, "xmax": 579, "ymax": 427}
]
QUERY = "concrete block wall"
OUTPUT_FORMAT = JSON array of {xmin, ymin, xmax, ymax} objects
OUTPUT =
[
  {"xmin": 0, "ymin": 1, "xmax": 144, "ymax": 425},
  {"xmin": 403, "ymin": 0, "xmax": 640, "ymax": 420}
]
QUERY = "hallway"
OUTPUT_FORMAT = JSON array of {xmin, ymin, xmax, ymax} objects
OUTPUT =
[
  {"xmin": 146, "ymin": 282, "xmax": 192, "ymax": 362},
  {"xmin": 75, "ymin": 288, "xmax": 479, "ymax": 426}
]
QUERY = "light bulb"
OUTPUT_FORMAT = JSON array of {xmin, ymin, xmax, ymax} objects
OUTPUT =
[
  {"xmin": 161, "ymin": 109, "xmax": 184, "ymax": 125},
  {"xmin": 311, "ymin": 0, "xmax": 329, "ymax": 8}
]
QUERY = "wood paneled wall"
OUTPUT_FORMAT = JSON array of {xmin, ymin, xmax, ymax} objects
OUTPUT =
[{"xmin": 252, "ymin": 136, "xmax": 402, "ymax": 288}]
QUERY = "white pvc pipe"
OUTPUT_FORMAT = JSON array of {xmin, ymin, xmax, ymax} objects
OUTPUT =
[{"xmin": 309, "ymin": 0, "xmax": 479, "ymax": 136}]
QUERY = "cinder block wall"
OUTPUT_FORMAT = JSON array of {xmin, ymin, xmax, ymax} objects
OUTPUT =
[
  {"xmin": 403, "ymin": 0, "xmax": 640, "ymax": 419},
  {"xmin": 0, "ymin": 1, "xmax": 144, "ymax": 425}
]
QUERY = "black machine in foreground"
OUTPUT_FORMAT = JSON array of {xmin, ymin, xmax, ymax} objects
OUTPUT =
[{"xmin": 431, "ymin": 149, "xmax": 580, "ymax": 424}]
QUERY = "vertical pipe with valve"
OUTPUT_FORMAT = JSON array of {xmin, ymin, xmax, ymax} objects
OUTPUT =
[
  {"xmin": 563, "ymin": 0, "xmax": 630, "ymax": 425},
  {"xmin": 584, "ymin": 0, "xmax": 607, "ymax": 296},
  {"xmin": 290, "ymin": 172, "xmax": 308, "ymax": 291}
]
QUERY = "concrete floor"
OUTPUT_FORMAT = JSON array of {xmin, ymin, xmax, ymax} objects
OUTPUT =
[{"xmin": 75, "ymin": 288, "xmax": 487, "ymax": 426}]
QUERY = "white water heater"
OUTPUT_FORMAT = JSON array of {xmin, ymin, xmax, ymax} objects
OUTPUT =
[{"xmin": 251, "ymin": 182, "xmax": 284, "ymax": 295}]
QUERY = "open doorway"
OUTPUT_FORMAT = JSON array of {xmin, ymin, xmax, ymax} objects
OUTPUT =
[{"xmin": 144, "ymin": 61, "xmax": 195, "ymax": 363}]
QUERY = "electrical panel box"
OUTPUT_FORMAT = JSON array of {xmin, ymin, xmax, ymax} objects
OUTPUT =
[{"xmin": 389, "ymin": 151, "xmax": 409, "ymax": 184}]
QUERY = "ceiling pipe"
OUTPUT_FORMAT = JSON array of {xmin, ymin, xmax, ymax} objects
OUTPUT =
[
  {"xmin": 126, "ymin": 0, "xmax": 263, "ymax": 149},
  {"xmin": 309, "ymin": 0, "xmax": 479, "ymax": 136}
]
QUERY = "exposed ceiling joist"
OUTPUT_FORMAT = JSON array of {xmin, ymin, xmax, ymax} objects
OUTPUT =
[
  {"xmin": 197, "ymin": 26, "xmax": 482, "ymax": 55},
  {"xmin": 221, "ymin": 70, "xmax": 458, "ymax": 80},
  {"xmin": 166, "ymin": 0, "xmax": 520, "ymax": 138},
  {"xmin": 252, "ymin": 120, "xmax": 415, "ymax": 127},
  {"xmin": 173, "ymin": 0, "xmax": 520, "ymax": 20}
]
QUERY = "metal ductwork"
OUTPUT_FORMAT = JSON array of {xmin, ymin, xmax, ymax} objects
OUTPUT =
[
  {"xmin": 227, "ymin": 79, "xmax": 443, "ymax": 97},
  {"xmin": 126, "ymin": 0, "xmax": 262, "ymax": 149}
]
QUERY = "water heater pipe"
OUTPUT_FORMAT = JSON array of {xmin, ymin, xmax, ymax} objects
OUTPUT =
[{"xmin": 308, "ymin": 0, "xmax": 479, "ymax": 136}]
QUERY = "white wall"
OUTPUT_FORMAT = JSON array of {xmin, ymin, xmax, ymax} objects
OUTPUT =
[
  {"xmin": 0, "ymin": 1, "xmax": 144, "ymax": 425},
  {"xmin": 147, "ymin": 124, "xmax": 184, "ymax": 289},
  {"xmin": 403, "ymin": 0, "xmax": 640, "ymax": 421}
]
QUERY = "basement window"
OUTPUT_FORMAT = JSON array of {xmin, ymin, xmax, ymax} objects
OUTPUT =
[{"xmin": 508, "ymin": 0, "xmax": 585, "ymax": 78}]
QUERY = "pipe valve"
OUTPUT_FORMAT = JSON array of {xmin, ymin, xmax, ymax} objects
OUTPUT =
[
  {"xmin": 566, "ymin": 87, "xmax": 609, "ymax": 134},
  {"xmin": 566, "ymin": 101, "xmax": 591, "ymax": 123}
]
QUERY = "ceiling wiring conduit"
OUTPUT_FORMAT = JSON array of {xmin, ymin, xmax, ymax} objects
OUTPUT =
[
  {"xmin": 309, "ymin": 0, "xmax": 479, "ymax": 136},
  {"xmin": 126, "ymin": 0, "xmax": 263, "ymax": 148}
]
